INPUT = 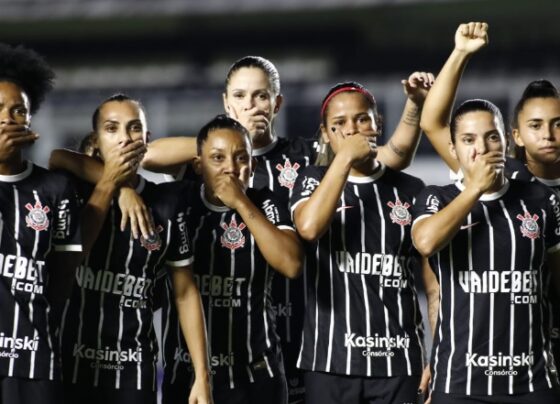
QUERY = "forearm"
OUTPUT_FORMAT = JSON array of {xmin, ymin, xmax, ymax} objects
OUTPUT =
[
  {"xmin": 142, "ymin": 137, "xmax": 196, "ymax": 173},
  {"xmin": 377, "ymin": 99, "xmax": 423, "ymax": 170},
  {"xmin": 81, "ymin": 180, "xmax": 117, "ymax": 255},
  {"xmin": 49, "ymin": 149, "xmax": 103, "ymax": 184},
  {"xmin": 175, "ymin": 277, "xmax": 210, "ymax": 379},
  {"xmin": 235, "ymin": 197, "xmax": 303, "ymax": 278},
  {"xmin": 412, "ymin": 186, "xmax": 481, "ymax": 256},
  {"xmin": 294, "ymin": 153, "xmax": 352, "ymax": 241}
]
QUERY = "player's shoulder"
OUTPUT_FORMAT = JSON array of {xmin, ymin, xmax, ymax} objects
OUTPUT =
[
  {"xmin": 278, "ymin": 136, "xmax": 317, "ymax": 157},
  {"xmin": 383, "ymin": 166, "xmax": 425, "ymax": 193},
  {"xmin": 508, "ymin": 177, "xmax": 555, "ymax": 199},
  {"xmin": 298, "ymin": 164, "xmax": 327, "ymax": 179}
]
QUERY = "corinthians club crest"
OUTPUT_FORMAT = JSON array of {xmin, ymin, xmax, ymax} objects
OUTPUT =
[
  {"xmin": 387, "ymin": 199, "xmax": 411, "ymax": 226},
  {"xmin": 140, "ymin": 224, "xmax": 164, "ymax": 251},
  {"xmin": 516, "ymin": 211, "xmax": 540, "ymax": 240},
  {"xmin": 220, "ymin": 216, "xmax": 246, "ymax": 251},
  {"xmin": 276, "ymin": 159, "xmax": 300, "ymax": 189},
  {"xmin": 25, "ymin": 200, "xmax": 50, "ymax": 231}
]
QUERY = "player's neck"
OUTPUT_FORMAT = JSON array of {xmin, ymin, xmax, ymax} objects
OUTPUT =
[
  {"xmin": 525, "ymin": 157, "xmax": 560, "ymax": 180},
  {"xmin": 251, "ymin": 129, "xmax": 274, "ymax": 150},
  {"xmin": 0, "ymin": 155, "xmax": 25, "ymax": 176}
]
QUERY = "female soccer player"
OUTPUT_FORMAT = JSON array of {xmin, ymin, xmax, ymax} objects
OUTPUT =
[
  {"xmin": 412, "ymin": 98, "xmax": 560, "ymax": 403},
  {"xmin": 290, "ymin": 82, "xmax": 426, "ymax": 404},
  {"xmin": 162, "ymin": 114, "xmax": 303, "ymax": 404},
  {"xmin": 51, "ymin": 94, "xmax": 211, "ymax": 404},
  {"xmin": 420, "ymin": 21, "xmax": 560, "ymax": 387},
  {"xmin": 142, "ymin": 56, "xmax": 433, "ymax": 404}
]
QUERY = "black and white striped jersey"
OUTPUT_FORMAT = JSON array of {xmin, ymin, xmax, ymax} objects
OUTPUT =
[
  {"xmin": 60, "ymin": 177, "xmax": 192, "ymax": 391},
  {"xmin": 0, "ymin": 162, "xmax": 82, "ymax": 380},
  {"xmin": 161, "ymin": 181, "xmax": 295, "ymax": 390},
  {"xmin": 412, "ymin": 179, "xmax": 560, "ymax": 396},
  {"xmin": 290, "ymin": 163, "xmax": 426, "ymax": 377}
]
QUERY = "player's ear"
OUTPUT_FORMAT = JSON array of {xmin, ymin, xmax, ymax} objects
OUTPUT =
[
  {"xmin": 511, "ymin": 128, "xmax": 525, "ymax": 148},
  {"xmin": 223, "ymin": 93, "xmax": 230, "ymax": 116},
  {"xmin": 193, "ymin": 156, "xmax": 202, "ymax": 175},
  {"xmin": 273, "ymin": 94, "xmax": 283, "ymax": 114},
  {"xmin": 449, "ymin": 141, "xmax": 458, "ymax": 161},
  {"xmin": 145, "ymin": 130, "xmax": 151, "ymax": 144},
  {"xmin": 320, "ymin": 124, "xmax": 330, "ymax": 144}
]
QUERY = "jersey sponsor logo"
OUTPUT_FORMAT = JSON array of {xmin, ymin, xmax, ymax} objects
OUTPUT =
[
  {"xmin": 276, "ymin": 159, "xmax": 300, "ymax": 189},
  {"xmin": 335, "ymin": 251, "xmax": 410, "ymax": 288},
  {"xmin": 0, "ymin": 333, "xmax": 40, "ymax": 354},
  {"xmin": 425, "ymin": 195, "xmax": 440, "ymax": 214},
  {"xmin": 25, "ymin": 200, "xmax": 50, "ymax": 232},
  {"xmin": 271, "ymin": 302, "xmax": 292, "ymax": 318},
  {"xmin": 193, "ymin": 274, "xmax": 246, "ymax": 308},
  {"xmin": 173, "ymin": 348, "xmax": 234, "ymax": 370},
  {"xmin": 344, "ymin": 332, "xmax": 410, "ymax": 357},
  {"xmin": 0, "ymin": 254, "xmax": 45, "ymax": 294},
  {"xmin": 300, "ymin": 176, "xmax": 320, "ymax": 197},
  {"xmin": 53, "ymin": 198, "xmax": 71, "ymax": 240},
  {"xmin": 551, "ymin": 327, "xmax": 559, "ymax": 340},
  {"xmin": 140, "ymin": 224, "xmax": 163, "ymax": 251},
  {"xmin": 465, "ymin": 352, "xmax": 534, "ymax": 376},
  {"xmin": 516, "ymin": 211, "xmax": 540, "ymax": 240},
  {"xmin": 220, "ymin": 216, "xmax": 246, "ymax": 250},
  {"xmin": 458, "ymin": 270, "xmax": 538, "ymax": 304},
  {"xmin": 550, "ymin": 194, "xmax": 560, "ymax": 236},
  {"xmin": 75, "ymin": 266, "xmax": 152, "ymax": 309},
  {"xmin": 73, "ymin": 344, "xmax": 143, "ymax": 363},
  {"xmin": 387, "ymin": 199, "xmax": 411, "ymax": 226},
  {"xmin": 262, "ymin": 199, "xmax": 281, "ymax": 225},
  {"xmin": 177, "ymin": 212, "xmax": 191, "ymax": 255}
]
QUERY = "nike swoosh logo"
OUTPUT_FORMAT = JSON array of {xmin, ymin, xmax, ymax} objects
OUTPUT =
[
  {"xmin": 460, "ymin": 222, "xmax": 479, "ymax": 230},
  {"xmin": 336, "ymin": 206, "xmax": 354, "ymax": 212}
]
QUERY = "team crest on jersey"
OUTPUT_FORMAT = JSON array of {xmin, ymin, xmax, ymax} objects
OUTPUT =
[
  {"xmin": 25, "ymin": 200, "xmax": 50, "ymax": 231},
  {"xmin": 140, "ymin": 225, "xmax": 164, "ymax": 251},
  {"xmin": 276, "ymin": 159, "xmax": 300, "ymax": 189},
  {"xmin": 387, "ymin": 199, "xmax": 411, "ymax": 226},
  {"xmin": 220, "ymin": 216, "xmax": 247, "ymax": 250},
  {"xmin": 516, "ymin": 211, "xmax": 540, "ymax": 240}
]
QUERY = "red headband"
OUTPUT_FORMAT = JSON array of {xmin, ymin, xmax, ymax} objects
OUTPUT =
[{"xmin": 320, "ymin": 86, "xmax": 376, "ymax": 118}]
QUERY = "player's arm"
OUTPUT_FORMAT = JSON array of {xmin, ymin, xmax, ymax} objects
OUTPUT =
[
  {"xmin": 293, "ymin": 130, "xmax": 374, "ymax": 241},
  {"xmin": 141, "ymin": 136, "xmax": 197, "ymax": 175},
  {"xmin": 214, "ymin": 173, "xmax": 303, "ymax": 279},
  {"xmin": 420, "ymin": 22, "xmax": 489, "ymax": 172},
  {"xmin": 377, "ymin": 71, "xmax": 434, "ymax": 170},
  {"xmin": 412, "ymin": 149, "xmax": 501, "ymax": 257},
  {"xmin": 171, "ymin": 265, "xmax": 211, "ymax": 404}
]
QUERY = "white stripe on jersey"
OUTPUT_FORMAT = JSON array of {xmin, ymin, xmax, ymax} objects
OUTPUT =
[
  {"xmin": 373, "ymin": 184, "xmax": 392, "ymax": 376},
  {"xmin": 466, "ymin": 213, "xmax": 474, "ymax": 395},
  {"xmin": 482, "ymin": 205, "xmax": 495, "ymax": 395},
  {"xmin": 228, "ymin": 247, "xmax": 235, "ymax": 389},
  {"xmin": 432, "ymin": 253, "xmax": 443, "ymax": 389},
  {"xmin": 340, "ymin": 193, "xmax": 352, "ymax": 375},
  {"xmin": 247, "ymin": 235, "xmax": 255, "ymax": 363},
  {"xmin": 311, "ymin": 246, "xmax": 320, "ymax": 371},
  {"xmin": 444, "ymin": 243, "xmax": 456, "ymax": 394},
  {"xmin": 325, "ymin": 230, "xmax": 335, "ymax": 372},
  {"xmin": 28, "ymin": 191, "xmax": 41, "ymax": 379},
  {"xmin": 499, "ymin": 200, "xmax": 516, "ymax": 395},
  {"xmin": 520, "ymin": 200, "xmax": 535, "ymax": 392},
  {"xmin": 265, "ymin": 161, "xmax": 274, "ymax": 191},
  {"xmin": 207, "ymin": 224, "xmax": 219, "ymax": 384},
  {"xmin": 539, "ymin": 209, "xmax": 554, "ymax": 389},
  {"xmin": 71, "ymin": 281, "xmax": 86, "ymax": 383},
  {"xmin": 355, "ymin": 185, "xmax": 372, "ymax": 376},
  {"xmin": 116, "ymin": 237, "xmax": 134, "ymax": 388},
  {"xmin": 9, "ymin": 186, "xmax": 21, "ymax": 377}
]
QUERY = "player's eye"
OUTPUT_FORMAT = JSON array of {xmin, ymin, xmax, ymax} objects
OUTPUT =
[
  {"xmin": 528, "ymin": 122, "xmax": 541, "ymax": 130},
  {"xmin": 232, "ymin": 92, "xmax": 245, "ymax": 99},
  {"xmin": 211, "ymin": 154, "xmax": 224, "ymax": 162},
  {"xmin": 13, "ymin": 106, "xmax": 27, "ymax": 116},
  {"xmin": 105, "ymin": 124, "xmax": 118, "ymax": 133}
]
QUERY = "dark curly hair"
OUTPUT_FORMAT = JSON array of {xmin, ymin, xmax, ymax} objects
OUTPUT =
[{"xmin": 0, "ymin": 43, "xmax": 55, "ymax": 114}]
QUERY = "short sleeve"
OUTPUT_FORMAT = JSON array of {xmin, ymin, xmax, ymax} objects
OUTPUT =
[
  {"xmin": 52, "ymin": 175, "xmax": 83, "ymax": 252},
  {"xmin": 253, "ymin": 188, "xmax": 295, "ymax": 232},
  {"xmin": 289, "ymin": 166, "xmax": 324, "ymax": 216},
  {"xmin": 545, "ymin": 192, "xmax": 560, "ymax": 253},
  {"xmin": 411, "ymin": 186, "xmax": 445, "ymax": 229},
  {"xmin": 165, "ymin": 209, "xmax": 194, "ymax": 268}
]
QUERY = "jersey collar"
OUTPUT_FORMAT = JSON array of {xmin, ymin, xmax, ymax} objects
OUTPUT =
[
  {"xmin": 252, "ymin": 136, "xmax": 278, "ymax": 157},
  {"xmin": 200, "ymin": 184, "xmax": 230, "ymax": 212},
  {"xmin": 347, "ymin": 162, "xmax": 385, "ymax": 184},
  {"xmin": 535, "ymin": 176, "xmax": 560, "ymax": 187},
  {"xmin": 455, "ymin": 178, "xmax": 510, "ymax": 201},
  {"xmin": 135, "ymin": 176, "xmax": 146, "ymax": 194},
  {"xmin": 0, "ymin": 160, "xmax": 33, "ymax": 183}
]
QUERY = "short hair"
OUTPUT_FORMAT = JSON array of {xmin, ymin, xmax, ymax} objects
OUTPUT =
[
  {"xmin": 511, "ymin": 79, "xmax": 559, "ymax": 129},
  {"xmin": 225, "ymin": 56, "xmax": 281, "ymax": 96},
  {"xmin": 450, "ymin": 99, "xmax": 505, "ymax": 143},
  {"xmin": 197, "ymin": 114, "xmax": 251, "ymax": 155},
  {"xmin": 0, "ymin": 43, "xmax": 55, "ymax": 114},
  {"xmin": 91, "ymin": 93, "xmax": 144, "ymax": 132},
  {"xmin": 320, "ymin": 81, "xmax": 377, "ymax": 126}
]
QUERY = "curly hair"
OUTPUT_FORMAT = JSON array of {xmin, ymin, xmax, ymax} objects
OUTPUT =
[{"xmin": 0, "ymin": 43, "xmax": 55, "ymax": 114}]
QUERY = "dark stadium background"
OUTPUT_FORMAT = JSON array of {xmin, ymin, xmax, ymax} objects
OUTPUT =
[{"xmin": 2, "ymin": 0, "xmax": 558, "ymax": 401}]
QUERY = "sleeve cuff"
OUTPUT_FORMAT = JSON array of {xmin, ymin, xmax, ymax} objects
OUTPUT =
[
  {"xmin": 53, "ymin": 244, "xmax": 83, "ymax": 252},
  {"xmin": 547, "ymin": 242, "xmax": 560, "ymax": 254},
  {"xmin": 166, "ymin": 256, "xmax": 194, "ymax": 267}
]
